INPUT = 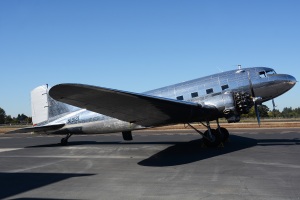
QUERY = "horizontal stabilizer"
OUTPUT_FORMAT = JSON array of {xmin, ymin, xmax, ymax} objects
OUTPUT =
[{"xmin": 6, "ymin": 124, "xmax": 65, "ymax": 134}]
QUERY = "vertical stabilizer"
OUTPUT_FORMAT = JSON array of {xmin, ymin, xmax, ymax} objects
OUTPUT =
[
  {"xmin": 31, "ymin": 85, "xmax": 80, "ymax": 126},
  {"xmin": 31, "ymin": 85, "xmax": 49, "ymax": 125}
]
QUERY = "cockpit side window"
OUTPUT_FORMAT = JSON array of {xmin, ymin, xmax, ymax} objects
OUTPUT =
[
  {"xmin": 266, "ymin": 70, "xmax": 276, "ymax": 75},
  {"xmin": 259, "ymin": 70, "xmax": 276, "ymax": 78},
  {"xmin": 259, "ymin": 71, "xmax": 266, "ymax": 78}
]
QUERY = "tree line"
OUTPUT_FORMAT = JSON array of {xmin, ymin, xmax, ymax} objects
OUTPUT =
[
  {"xmin": 1, "ymin": 105, "xmax": 300, "ymax": 125},
  {"xmin": 0, "ymin": 107, "xmax": 32, "ymax": 124},
  {"xmin": 242, "ymin": 105, "xmax": 300, "ymax": 118}
]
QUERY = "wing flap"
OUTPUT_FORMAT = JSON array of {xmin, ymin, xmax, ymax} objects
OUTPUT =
[{"xmin": 49, "ymin": 84, "xmax": 218, "ymax": 127}]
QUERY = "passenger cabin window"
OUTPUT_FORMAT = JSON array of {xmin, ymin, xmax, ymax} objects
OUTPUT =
[
  {"xmin": 176, "ymin": 96, "xmax": 184, "ymax": 100},
  {"xmin": 221, "ymin": 84, "xmax": 229, "ymax": 91},
  {"xmin": 206, "ymin": 88, "xmax": 213, "ymax": 94},
  {"xmin": 191, "ymin": 92, "xmax": 198, "ymax": 98}
]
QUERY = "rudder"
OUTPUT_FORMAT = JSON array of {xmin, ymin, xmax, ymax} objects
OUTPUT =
[
  {"xmin": 31, "ymin": 84, "xmax": 80, "ymax": 126},
  {"xmin": 31, "ymin": 85, "xmax": 49, "ymax": 126}
]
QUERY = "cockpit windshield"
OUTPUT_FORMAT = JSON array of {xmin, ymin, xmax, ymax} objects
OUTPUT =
[{"xmin": 259, "ymin": 69, "xmax": 277, "ymax": 78}]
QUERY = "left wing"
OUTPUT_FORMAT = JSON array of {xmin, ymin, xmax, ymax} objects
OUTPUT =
[{"xmin": 49, "ymin": 84, "xmax": 219, "ymax": 127}]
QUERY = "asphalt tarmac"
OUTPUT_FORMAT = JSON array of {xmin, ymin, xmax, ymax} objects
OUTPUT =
[{"xmin": 0, "ymin": 128, "xmax": 300, "ymax": 200}]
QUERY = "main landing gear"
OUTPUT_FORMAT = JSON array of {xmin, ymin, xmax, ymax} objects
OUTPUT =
[
  {"xmin": 187, "ymin": 119, "xmax": 229, "ymax": 147},
  {"xmin": 60, "ymin": 133, "xmax": 73, "ymax": 145}
]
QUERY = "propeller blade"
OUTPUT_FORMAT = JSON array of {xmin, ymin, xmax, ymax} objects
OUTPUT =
[
  {"xmin": 272, "ymin": 99, "xmax": 277, "ymax": 117},
  {"xmin": 272, "ymin": 99, "xmax": 276, "ymax": 111},
  {"xmin": 248, "ymin": 71, "xmax": 261, "ymax": 126},
  {"xmin": 247, "ymin": 71, "xmax": 255, "ymax": 97},
  {"xmin": 254, "ymin": 102, "xmax": 261, "ymax": 127}
]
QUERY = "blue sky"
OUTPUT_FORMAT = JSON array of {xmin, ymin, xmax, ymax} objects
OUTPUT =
[{"xmin": 0, "ymin": 0, "xmax": 299, "ymax": 117}]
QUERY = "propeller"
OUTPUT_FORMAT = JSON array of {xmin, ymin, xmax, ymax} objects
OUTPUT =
[
  {"xmin": 272, "ymin": 99, "xmax": 277, "ymax": 117},
  {"xmin": 247, "ymin": 71, "xmax": 262, "ymax": 126},
  {"xmin": 272, "ymin": 99, "xmax": 276, "ymax": 111}
]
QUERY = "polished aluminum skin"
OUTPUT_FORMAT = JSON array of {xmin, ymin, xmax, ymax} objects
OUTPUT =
[{"xmin": 25, "ymin": 67, "xmax": 298, "ymax": 135}]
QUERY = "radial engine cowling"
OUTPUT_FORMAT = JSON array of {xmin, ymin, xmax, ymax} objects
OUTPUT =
[{"xmin": 202, "ymin": 91, "xmax": 253, "ymax": 123}]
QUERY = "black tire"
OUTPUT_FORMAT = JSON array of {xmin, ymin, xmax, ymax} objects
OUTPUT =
[
  {"xmin": 203, "ymin": 129, "xmax": 222, "ymax": 147},
  {"xmin": 219, "ymin": 127, "xmax": 229, "ymax": 142}
]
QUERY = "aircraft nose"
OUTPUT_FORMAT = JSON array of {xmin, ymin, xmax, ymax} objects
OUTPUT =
[
  {"xmin": 270, "ymin": 74, "xmax": 297, "ymax": 96},
  {"xmin": 286, "ymin": 74, "xmax": 297, "ymax": 86},
  {"xmin": 279, "ymin": 74, "xmax": 297, "ymax": 93}
]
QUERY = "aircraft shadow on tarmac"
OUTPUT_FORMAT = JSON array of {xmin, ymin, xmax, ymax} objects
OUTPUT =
[
  {"xmin": 138, "ymin": 135, "xmax": 300, "ymax": 167},
  {"xmin": 25, "ymin": 134, "xmax": 300, "ymax": 167},
  {"xmin": 0, "ymin": 172, "xmax": 94, "ymax": 200},
  {"xmin": 138, "ymin": 136, "xmax": 300, "ymax": 167},
  {"xmin": 138, "ymin": 135, "xmax": 257, "ymax": 167}
]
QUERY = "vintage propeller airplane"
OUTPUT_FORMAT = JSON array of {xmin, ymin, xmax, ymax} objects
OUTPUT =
[{"xmin": 8, "ymin": 66, "xmax": 297, "ymax": 147}]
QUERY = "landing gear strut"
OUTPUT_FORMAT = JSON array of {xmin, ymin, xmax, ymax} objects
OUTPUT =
[
  {"xmin": 61, "ymin": 133, "xmax": 73, "ymax": 145},
  {"xmin": 187, "ymin": 119, "xmax": 230, "ymax": 147},
  {"xmin": 216, "ymin": 119, "xmax": 229, "ymax": 142}
]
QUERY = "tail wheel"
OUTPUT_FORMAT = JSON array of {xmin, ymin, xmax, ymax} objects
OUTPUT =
[
  {"xmin": 203, "ymin": 129, "xmax": 222, "ymax": 147},
  {"xmin": 60, "ymin": 133, "xmax": 72, "ymax": 146},
  {"xmin": 61, "ymin": 138, "xmax": 68, "ymax": 145}
]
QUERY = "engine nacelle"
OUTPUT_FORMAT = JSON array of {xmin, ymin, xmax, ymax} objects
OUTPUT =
[{"xmin": 201, "ymin": 91, "xmax": 253, "ymax": 123}]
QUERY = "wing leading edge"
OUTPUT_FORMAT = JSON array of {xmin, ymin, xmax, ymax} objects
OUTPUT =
[{"xmin": 49, "ymin": 84, "xmax": 219, "ymax": 127}]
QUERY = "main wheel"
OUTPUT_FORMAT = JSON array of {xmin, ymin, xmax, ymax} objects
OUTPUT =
[
  {"xmin": 203, "ymin": 129, "xmax": 222, "ymax": 147},
  {"xmin": 219, "ymin": 127, "xmax": 229, "ymax": 142}
]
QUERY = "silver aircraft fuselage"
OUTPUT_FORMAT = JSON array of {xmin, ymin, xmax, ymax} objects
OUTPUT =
[{"xmin": 46, "ymin": 67, "xmax": 296, "ymax": 134}]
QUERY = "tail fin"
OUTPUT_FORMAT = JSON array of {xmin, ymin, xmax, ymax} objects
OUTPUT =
[
  {"xmin": 31, "ymin": 85, "xmax": 79, "ymax": 126},
  {"xmin": 31, "ymin": 85, "xmax": 48, "ymax": 125}
]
